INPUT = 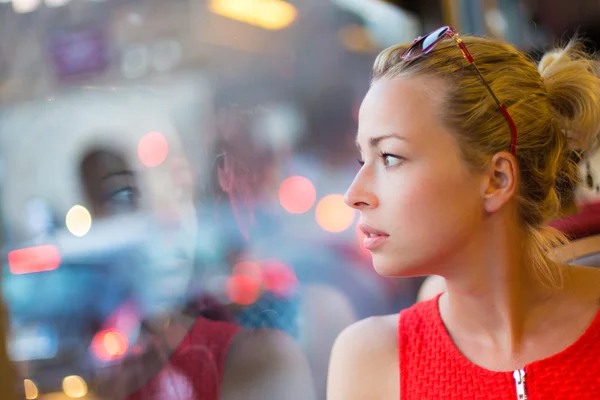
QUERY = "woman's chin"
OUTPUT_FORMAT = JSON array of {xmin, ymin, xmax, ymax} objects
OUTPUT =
[{"xmin": 371, "ymin": 255, "xmax": 424, "ymax": 278}]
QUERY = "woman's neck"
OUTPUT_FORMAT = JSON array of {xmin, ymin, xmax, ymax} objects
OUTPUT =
[{"xmin": 438, "ymin": 218, "xmax": 562, "ymax": 354}]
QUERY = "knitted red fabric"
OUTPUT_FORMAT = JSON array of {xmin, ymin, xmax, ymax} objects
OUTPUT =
[
  {"xmin": 399, "ymin": 294, "xmax": 600, "ymax": 399},
  {"xmin": 126, "ymin": 318, "xmax": 240, "ymax": 400}
]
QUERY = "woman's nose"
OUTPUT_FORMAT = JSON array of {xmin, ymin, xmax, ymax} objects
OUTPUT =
[{"xmin": 344, "ymin": 172, "xmax": 378, "ymax": 210}]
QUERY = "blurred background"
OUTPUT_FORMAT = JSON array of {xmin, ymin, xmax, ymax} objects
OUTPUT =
[{"xmin": 1, "ymin": 0, "xmax": 600, "ymax": 399}]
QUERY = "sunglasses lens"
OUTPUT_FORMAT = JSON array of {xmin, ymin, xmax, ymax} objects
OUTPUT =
[
  {"xmin": 422, "ymin": 27, "xmax": 449, "ymax": 50},
  {"xmin": 403, "ymin": 26, "xmax": 449, "ymax": 59}
]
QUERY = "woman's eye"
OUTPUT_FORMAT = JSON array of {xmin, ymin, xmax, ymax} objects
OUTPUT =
[
  {"xmin": 106, "ymin": 187, "xmax": 139, "ymax": 212},
  {"xmin": 382, "ymin": 153, "xmax": 403, "ymax": 167},
  {"xmin": 111, "ymin": 187, "xmax": 136, "ymax": 202}
]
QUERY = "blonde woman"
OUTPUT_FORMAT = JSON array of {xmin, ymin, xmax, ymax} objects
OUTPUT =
[
  {"xmin": 328, "ymin": 27, "xmax": 600, "ymax": 399},
  {"xmin": 417, "ymin": 151, "xmax": 600, "ymax": 303}
]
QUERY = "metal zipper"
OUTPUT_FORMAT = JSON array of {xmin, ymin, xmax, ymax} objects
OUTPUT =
[{"xmin": 513, "ymin": 369, "xmax": 528, "ymax": 400}]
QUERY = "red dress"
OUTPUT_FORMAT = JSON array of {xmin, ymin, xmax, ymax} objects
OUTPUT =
[
  {"xmin": 125, "ymin": 317, "xmax": 240, "ymax": 400},
  {"xmin": 399, "ymin": 294, "xmax": 600, "ymax": 399}
]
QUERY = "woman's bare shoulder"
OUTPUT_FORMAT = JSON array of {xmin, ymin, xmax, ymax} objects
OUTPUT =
[{"xmin": 327, "ymin": 314, "xmax": 400, "ymax": 400}]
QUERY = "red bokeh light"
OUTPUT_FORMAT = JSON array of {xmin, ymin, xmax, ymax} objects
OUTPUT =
[
  {"xmin": 226, "ymin": 262, "xmax": 263, "ymax": 305},
  {"xmin": 92, "ymin": 329, "xmax": 129, "ymax": 361},
  {"xmin": 8, "ymin": 245, "xmax": 61, "ymax": 275},
  {"xmin": 138, "ymin": 131, "xmax": 169, "ymax": 168},
  {"xmin": 226, "ymin": 275, "xmax": 261, "ymax": 305},
  {"xmin": 262, "ymin": 260, "xmax": 298, "ymax": 297},
  {"xmin": 279, "ymin": 176, "xmax": 316, "ymax": 214}
]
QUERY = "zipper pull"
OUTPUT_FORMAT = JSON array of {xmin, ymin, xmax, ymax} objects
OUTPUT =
[{"xmin": 513, "ymin": 369, "xmax": 528, "ymax": 400}]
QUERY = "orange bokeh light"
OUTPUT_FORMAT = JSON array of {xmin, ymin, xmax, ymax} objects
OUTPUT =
[
  {"xmin": 315, "ymin": 194, "xmax": 356, "ymax": 233},
  {"xmin": 138, "ymin": 131, "xmax": 169, "ymax": 168},
  {"xmin": 209, "ymin": 0, "xmax": 297, "ymax": 31},
  {"xmin": 92, "ymin": 329, "xmax": 129, "ymax": 361},
  {"xmin": 279, "ymin": 176, "xmax": 316, "ymax": 214}
]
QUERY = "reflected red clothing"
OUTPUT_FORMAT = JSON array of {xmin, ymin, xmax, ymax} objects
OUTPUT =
[
  {"xmin": 550, "ymin": 201, "xmax": 600, "ymax": 240},
  {"xmin": 126, "ymin": 318, "xmax": 240, "ymax": 400},
  {"xmin": 399, "ymin": 294, "xmax": 600, "ymax": 399}
]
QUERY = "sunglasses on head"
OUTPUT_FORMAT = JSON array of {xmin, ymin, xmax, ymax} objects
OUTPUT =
[{"xmin": 400, "ymin": 26, "xmax": 518, "ymax": 155}]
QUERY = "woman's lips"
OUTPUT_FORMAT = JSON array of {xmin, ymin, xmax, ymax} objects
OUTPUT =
[{"xmin": 359, "ymin": 223, "xmax": 389, "ymax": 251}]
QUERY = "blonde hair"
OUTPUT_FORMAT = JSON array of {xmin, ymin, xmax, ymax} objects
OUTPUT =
[{"xmin": 372, "ymin": 35, "xmax": 600, "ymax": 286}]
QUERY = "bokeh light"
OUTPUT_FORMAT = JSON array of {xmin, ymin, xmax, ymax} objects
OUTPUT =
[
  {"xmin": 279, "ymin": 176, "xmax": 316, "ymax": 214},
  {"xmin": 233, "ymin": 261, "xmax": 263, "ymax": 284},
  {"xmin": 338, "ymin": 25, "xmax": 376, "ymax": 53},
  {"xmin": 8, "ymin": 245, "xmax": 61, "ymax": 275},
  {"xmin": 226, "ymin": 275, "xmax": 261, "ymax": 305},
  {"xmin": 65, "ymin": 205, "xmax": 92, "ymax": 237},
  {"xmin": 315, "ymin": 194, "xmax": 356, "ymax": 233},
  {"xmin": 226, "ymin": 262, "xmax": 262, "ymax": 305},
  {"xmin": 92, "ymin": 329, "xmax": 129, "ymax": 361},
  {"xmin": 62, "ymin": 375, "xmax": 88, "ymax": 398},
  {"xmin": 24, "ymin": 379, "xmax": 38, "ymax": 400},
  {"xmin": 262, "ymin": 260, "xmax": 298, "ymax": 297},
  {"xmin": 209, "ymin": 0, "xmax": 297, "ymax": 31},
  {"xmin": 138, "ymin": 131, "xmax": 169, "ymax": 168},
  {"xmin": 258, "ymin": 0, "xmax": 297, "ymax": 30},
  {"xmin": 12, "ymin": 0, "xmax": 40, "ymax": 14}
]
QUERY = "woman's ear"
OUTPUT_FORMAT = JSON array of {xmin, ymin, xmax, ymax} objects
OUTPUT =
[{"xmin": 482, "ymin": 152, "xmax": 519, "ymax": 214}]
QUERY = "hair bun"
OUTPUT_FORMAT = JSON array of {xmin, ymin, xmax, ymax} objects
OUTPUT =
[{"xmin": 538, "ymin": 40, "xmax": 600, "ymax": 154}]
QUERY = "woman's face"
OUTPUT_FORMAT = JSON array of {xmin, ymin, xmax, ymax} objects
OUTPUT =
[
  {"xmin": 81, "ymin": 151, "xmax": 141, "ymax": 218},
  {"xmin": 81, "ymin": 149, "xmax": 196, "ymax": 316},
  {"xmin": 346, "ymin": 76, "xmax": 486, "ymax": 277}
]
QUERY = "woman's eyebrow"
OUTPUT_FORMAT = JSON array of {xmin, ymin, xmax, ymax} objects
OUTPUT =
[
  {"xmin": 101, "ymin": 170, "xmax": 135, "ymax": 181},
  {"xmin": 355, "ymin": 133, "xmax": 407, "ymax": 151}
]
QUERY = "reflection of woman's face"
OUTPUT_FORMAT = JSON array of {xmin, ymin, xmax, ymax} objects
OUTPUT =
[
  {"xmin": 81, "ymin": 151, "xmax": 141, "ymax": 218},
  {"xmin": 81, "ymin": 150, "xmax": 196, "ymax": 317}
]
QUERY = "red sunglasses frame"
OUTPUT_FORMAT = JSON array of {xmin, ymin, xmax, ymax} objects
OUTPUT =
[{"xmin": 400, "ymin": 26, "xmax": 518, "ymax": 155}]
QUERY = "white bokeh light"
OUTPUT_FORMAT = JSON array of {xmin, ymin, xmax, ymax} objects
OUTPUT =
[
  {"xmin": 12, "ymin": 0, "xmax": 41, "ymax": 13},
  {"xmin": 65, "ymin": 205, "xmax": 92, "ymax": 237}
]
